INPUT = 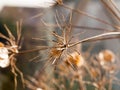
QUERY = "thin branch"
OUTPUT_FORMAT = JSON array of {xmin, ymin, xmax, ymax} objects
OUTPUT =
[{"xmin": 69, "ymin": 32, "xmax": 120, "ymax": 47}]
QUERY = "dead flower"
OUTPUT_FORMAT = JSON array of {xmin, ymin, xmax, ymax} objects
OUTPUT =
[{"xmin": 0, "ymin": 20, "xmax": 24, "ymax": 90}]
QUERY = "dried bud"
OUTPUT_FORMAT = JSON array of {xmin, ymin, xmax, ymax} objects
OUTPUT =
[
  {"xmin": 98, "ymin": 50, "xmax": 115, "ymax": 65},
  {"xmin": 65, "ymin": 52, "xmax": 84, "ymax": 68}
]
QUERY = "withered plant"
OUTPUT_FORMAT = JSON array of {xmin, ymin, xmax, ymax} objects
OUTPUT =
[
  {"xmin": 1, "ymin": 0, "xmax": 120, "ymax": 90},
  {"xmin": 0, "ymin": 20, "xmax": 24, "ymax": 90},
  {"xmin": 28, "ymin": 0, "xmax": 120, "ymax": 90}
]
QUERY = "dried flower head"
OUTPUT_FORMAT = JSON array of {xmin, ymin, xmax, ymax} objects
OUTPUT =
[
  {"xmin": 0, "ymin": 20, "xmax": 24, "ymax": 90},
  {"xmin": 65, "ymin": 52, "xmax": 84, "ymax": 70},
  {"xmin": 98, "ymin": 50, "xmax": 117, "ymax": 75},
  {"xmin": 39, "ymin": 13, "xmax": 120, "ymax": 72},
  {"xmin": 98, "ymin": 50, "xmax": 115, "ymax": 65}
]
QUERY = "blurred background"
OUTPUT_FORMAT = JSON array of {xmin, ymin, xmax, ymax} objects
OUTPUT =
[{"xmin": 0, "ymin": 0, "xmax": 120, "ymax": 90}]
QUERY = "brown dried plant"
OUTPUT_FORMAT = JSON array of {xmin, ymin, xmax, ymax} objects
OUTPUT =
[
  {"xmin": 47, "ymin": 49, "xmax": 119, "ymax": 90},
  {"xmin": 38, "ymin": 16, "xmax": 120, "ymax": 72},
  {"xmin": 87, "ymin": 49, "xmax": 119, "ymax": 90},
  {"xmin": 30, "ymin": 0, "xmax": 120, "ymax": 90},
  {"xmin": 0, "ymin": 20, "xmax": 24, "ymax": 90},
  {"xmin": 1, "ymin": 0, "xmax": 120, "ymax": 90},
  {"xmin": 33, "ymin": 12, "xmax": 88, "ymax": 72},
  {"xmin": 31, "ymin": 16, "xmax": 120, "ymax": 90},
  {"xmin": 52, "ymin": 0, "xmax": 120, "ymax": 31}
]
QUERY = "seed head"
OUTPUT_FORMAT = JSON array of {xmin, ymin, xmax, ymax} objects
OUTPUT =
[
  {"xmin": 98, "ymin": 50, "xmax": 115, "ymax": 65},
  {"xmin": 65, "ymin": 52, "xmax": 84, "ymax": 69}
]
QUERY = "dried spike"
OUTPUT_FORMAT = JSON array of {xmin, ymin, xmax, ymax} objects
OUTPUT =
[{"xmin": 4, "ymin": 24, "xmax": 15, "ymax": 41}]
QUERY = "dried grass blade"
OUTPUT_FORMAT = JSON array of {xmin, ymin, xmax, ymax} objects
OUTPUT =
[
  {"xmin": 4, "ymin": 24, "xmax": 15, "ymax": 41},
  {"xmin": 16, "ymin": 20, "xmax": 22, "ymax": 45}
]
